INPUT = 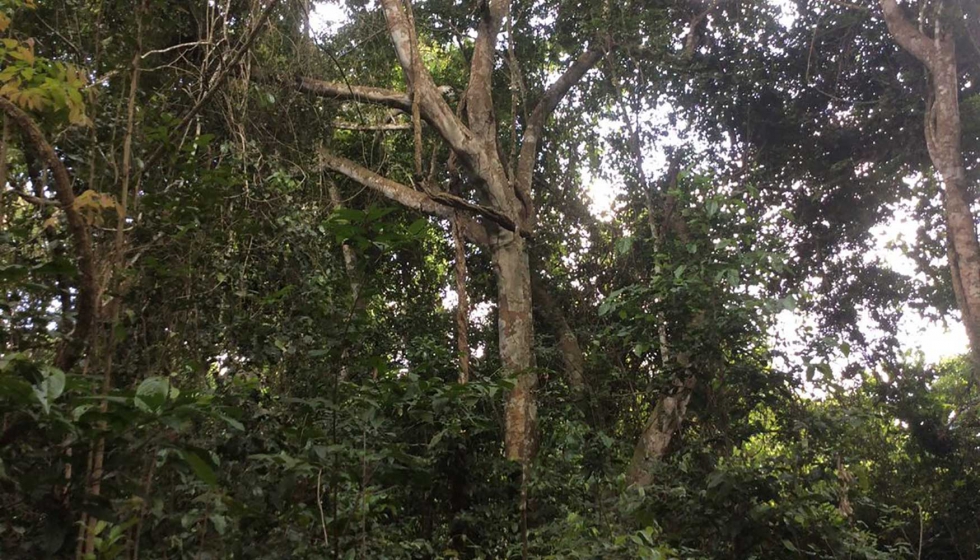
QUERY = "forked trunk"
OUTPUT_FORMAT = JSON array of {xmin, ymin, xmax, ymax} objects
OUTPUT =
[{"xmin": 493, "ymin": 231, "xmax": 537, "ymax": 462}]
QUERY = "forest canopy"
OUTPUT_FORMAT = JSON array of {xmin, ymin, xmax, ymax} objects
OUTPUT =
[{"xmin": 1, "ymin": 0, "xmax": 980, "ymax": 558}]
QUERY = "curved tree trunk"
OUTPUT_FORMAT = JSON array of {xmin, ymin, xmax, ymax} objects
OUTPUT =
[
  {"xmin": 880, "ymin": 0, "xmax": 980, "ymax": 380},
  {"xmin": 531, "ymin": 275, "xmax": 586, "ymax": 393}
]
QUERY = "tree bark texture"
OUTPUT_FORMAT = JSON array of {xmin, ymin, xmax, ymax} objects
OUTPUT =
[
  {"xmin": 880, "ymin": 0, "xmax": 980, "ymax": 378},
  {"xmin": 494, "ymin": 232, "xmax": 537, "ymax": 460},
  {"xmin": 626, "ymin": 377, "xmax": 695, "ymax": 487}
]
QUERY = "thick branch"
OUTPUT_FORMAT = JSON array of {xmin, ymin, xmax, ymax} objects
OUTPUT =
[
  {"xmin": 626, "ymin": 377, "xmax": 696, "ymax": 487},
  {"xmin": 0, "ymin": 96, "xmax": 98, "ymax": 372},
  {"xmin": 378, "ymin": 0, "xmax": 465, "ymax": 147},
  {"xmin": 879, "ymin": 0, "xmax": 937, "ymax": 68},
  {"xmin": 421, "ymin": 183, "xmax": 521, "ymax": 234},
  {"xmin": 297, "ymin": 77, "xmax": 413, "ymax": 112},
  {"xmin": 332, "ymin": 120, "xmax": 412, "ymax": 131},
  {"xmin": 378, "ymin": 0, "xmax": 513, "ymax": 215},
  {"xmin": 467, "ymin": 0, "xmax": 510, "ymax": 140},
  {"xmin": 318, "ymin": 149, "xmax": 490, "ymax": 245},
  {"xmin": 514, "ymin": 48, "xmax": 603, "ymax": 213}
]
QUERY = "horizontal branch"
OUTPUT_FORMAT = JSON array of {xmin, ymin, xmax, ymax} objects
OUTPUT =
[
  {"xmin": 318, "ymin": 148, "xmax": 490, "ymax": 245},
  {"xmin": 332, "ymin": 120, "xmax": 412, "ymax": 131},
  {"xmin": 5, "ymin": 186, "xmax": 61, "ymax": 207},
  {"xmin": 296, "ymin": 77, "xmax": 413, "ymax": 112}
]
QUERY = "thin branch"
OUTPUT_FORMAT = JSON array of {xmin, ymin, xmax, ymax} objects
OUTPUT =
[
  {"xmin": 143, "ymin": 0, "xmax": 281, "ymax": 172},
  {"xmin": 5, "ymin": 186, "xmax": 61, "ymax": 207},
  {"xmin": 140, "ymin": 40, "xmax": 212, "ymax": 59},
  {"xmin": 452, "ymin": 213, "xmax": 470, "ymax": 383},
  {"xmin": 824, "ymin": 0, "xmax": 870, "ymax": 11}
]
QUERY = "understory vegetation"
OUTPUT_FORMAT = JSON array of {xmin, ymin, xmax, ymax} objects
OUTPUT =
[{"xmin": 1, "ymin": 0, "xmax": 980, "ymax": 558}]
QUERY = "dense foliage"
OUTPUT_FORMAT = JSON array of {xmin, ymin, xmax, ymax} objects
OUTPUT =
[{"xmin": 1, "ymin": 0, "xmax": 979, "ymax": 558}]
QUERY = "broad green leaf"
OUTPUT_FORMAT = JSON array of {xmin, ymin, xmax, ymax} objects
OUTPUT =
[
  {"xmin": 135, "ymin": 376, "xmax": 179, "ymax": 413},
  {"xmin": 33, "ymin": 368, "xmax": 65, "ymax": 414},
  {"xmin": 179, "ymin": 449, "xmax": 218, "ymax": 487}
]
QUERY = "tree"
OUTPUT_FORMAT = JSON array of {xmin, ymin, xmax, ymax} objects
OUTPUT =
[
  {"xmin": 296, "ymin": 0, "xmax": 601, "ymax": 461},
  {"xmin": 878, "ymin": 0, "xmax": 980, "ymax": 380}
]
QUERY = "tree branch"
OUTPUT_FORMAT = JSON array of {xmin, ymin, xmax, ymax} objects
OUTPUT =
[
  {"xmin": 332, "ymin": 121, "xmax": 412, "ymax": 131},
  {"xmin": 466, "ymin": 0, "xmax": 510, "ymax": 141},
  {"xmin": 879, "ymin": 0, "xmax": 937, "ymax": 68},
  {"xmin": 377, "ymin": 0, "xmax": 513, "ymax": 214},
  {"xmin": 317, "ymin": 148, "xmax": 491, "ymax": 245},
  {"xmin": 5, "ymin": 185, "xmax": 61, "ymax": 207},
  {"xmin": 143, "ymin": 0, "xmax": 281, "ymax": 172},
  {"xmin": 0, "ymin": 96, "xmax": 98, "ymax": 373},
  {"xmin": 514, "ymin": 48, "xmax": 604, "ymax": 216},
  {"xmin": 296, "ymin": 77, "xmax": 414, "ymax": 112}
]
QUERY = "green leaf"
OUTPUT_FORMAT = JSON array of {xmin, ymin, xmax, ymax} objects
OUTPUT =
[
  {"xmin": 210, "ymin": 514, "xmax": 228, "ymax": 535},
  {"xmin": 135, "ymin": 376, "xmax": 179, "ymax": 413},
  {"xmin": 179, "ymin": 449, "xmax": 218, "ymax": 487},
  {"xmin": 615, "ymin": 236, "xmax": 634, "ymax": 255},
  {"xmin": 33, "ymin": 367, "xmax": 65, "ymax": 414},
  {"xmin": 215, "ymin": 411, "xmax": 244, "ymax": 431},
  {"xmin": 428, "ymin": 429, "xmax": 445, "ymax": 448},
  {"xmin": 705, "ymin": 199, "xmax": 719, "ymax": 216},
  {"xmin": 73, "ymin": 404, "xmax": 96, "ymax": 421},
  {"xmin": 407, "ymin": 218, "xmax": 428, "ymax": 236}
]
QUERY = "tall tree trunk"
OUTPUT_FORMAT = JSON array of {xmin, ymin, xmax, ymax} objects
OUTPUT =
[
  {"xmin": 928, "ymin": 48, "xmax": 980, "ymax": 378},
  {"xmin": 880, "ymin": 0, "xmax": 980, "ymax": 380},
  {"xmin": 494, "ymin": 232, "xmax": 537, "ymax": 461}
]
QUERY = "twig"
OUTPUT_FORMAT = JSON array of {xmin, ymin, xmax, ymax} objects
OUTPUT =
[
  {"xmin": 142, "ymin": 0, "xmax": 281, "ymax": 172},
  {"xmin": 141, "ymin": 40, "xmax": 212, "ymax": 59},
  {"xmin": 317, "ymin": 469, "xmax": 330, "ymax": 550}
]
